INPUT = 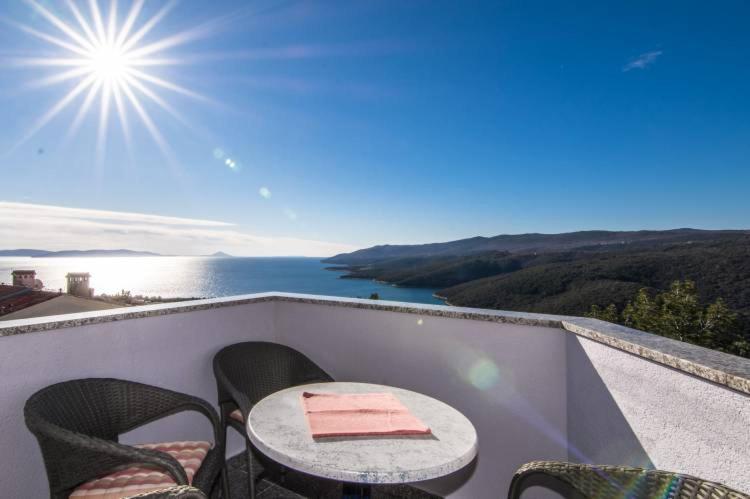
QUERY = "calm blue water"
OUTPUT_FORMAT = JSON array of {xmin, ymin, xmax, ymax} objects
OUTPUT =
[{"xmin": 0, "ymin": 257, "xmax": 443, "ymax": 305}]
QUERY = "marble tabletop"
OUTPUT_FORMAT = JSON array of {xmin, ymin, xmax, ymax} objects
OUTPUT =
[{"xmin": 246, "ymin": 382, "xmax": 478, "ymax": 484}]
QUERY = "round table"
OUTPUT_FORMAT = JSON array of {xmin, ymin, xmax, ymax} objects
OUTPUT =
[{"xmin": 246, "ymin": 382, "xmax": 477, "ymax": 488}]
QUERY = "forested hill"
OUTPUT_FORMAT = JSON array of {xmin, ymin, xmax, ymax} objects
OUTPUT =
[
  {"xmin": 325, "ymin": 229, "xmax": 748, "ymax": 264},
  {"xmin": 326, "ymin": 233, "xmax": 750, "ymax": 352}
]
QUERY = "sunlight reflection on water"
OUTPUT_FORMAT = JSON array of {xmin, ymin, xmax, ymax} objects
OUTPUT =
[{"xmin": 0, "ymin": 257, "xmax": 443, "ymax": 304}]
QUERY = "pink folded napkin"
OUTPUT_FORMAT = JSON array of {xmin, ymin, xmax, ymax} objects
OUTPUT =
[{"xmin": 301, "ymin": 392, "xmax": 431, "ymax": 438}]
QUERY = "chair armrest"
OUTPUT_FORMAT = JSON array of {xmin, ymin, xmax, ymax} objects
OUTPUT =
[
  {"xmin": 508, "ymin": 461, "xmax": 750, "ymax": 499},
  {"xmin": 127, "ymin": 485, "xmax": 207, "ymax": 498},
  {"xmin": 213, "ymin": 365, "xmax": 253, "ymax": 419},
  {"xmin": 161, "ymin": 391, "xmax": 224, "ymax": 446},
  {"xmin": 47, "ymin": 425, "xmax": 189, "ymax": 485},
  {"xmin": 106, "ymin": 381, "xmax": 224, "ymax": 451}
]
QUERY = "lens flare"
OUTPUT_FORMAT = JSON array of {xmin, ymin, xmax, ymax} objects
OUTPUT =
[
  {"xmin": 468, "ymin": 358, "xmax": 500, "ymax": 390},
  {"xmin": 7, "ymin": 0, "xmax": 212, "ymax": 160}
]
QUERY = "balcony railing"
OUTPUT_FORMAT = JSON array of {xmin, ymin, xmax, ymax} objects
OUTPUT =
[{"xmin": 1, "ymin": 292, "xmax": 748, "ymax": 498}]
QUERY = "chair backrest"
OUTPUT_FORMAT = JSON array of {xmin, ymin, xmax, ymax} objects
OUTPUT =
[
  {"xmin": 25, "ymin": 378, "xmax": 183, "ymax": 496},
  {"xmin": 213, "ymin": 341, "xmax": 333, "ymax": 410},
  {"xmin": 25, "ymin": 378, "xmax": 185, "ymax": 442}
]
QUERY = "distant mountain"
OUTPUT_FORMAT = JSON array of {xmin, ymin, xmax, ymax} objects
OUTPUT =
[
  {"xmin": 0, "ymin": 249, "xmax": 162, "ymax": 258},
  {"xmin": 324, "ymin": 229, "xmax": 749, "ymax": 264},
  {"xmin": 326, "ymin": 230, "xmax": 750, "ymax": 357},
  {"xmin": 207, "ymin": 251, "xmax": 233, "ymax": 257},
  {"xmin": 435, "ymin": 238, "xmax": 750, "ymax": 317},
  {"xmin": 0, "ymin": 249, "xmax": 52, "ymax": 258}
]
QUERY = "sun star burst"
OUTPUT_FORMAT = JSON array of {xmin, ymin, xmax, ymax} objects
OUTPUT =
[
  {"xmin": 89, "ymin": 43, "xmax": 129, "ymax": 82},
  {"xmin": 9, "ymin": 0, "xmax": 210, "ymax": 160}
]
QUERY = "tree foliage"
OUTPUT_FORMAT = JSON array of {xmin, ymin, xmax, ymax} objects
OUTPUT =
[
  {"xmin": 334, "ymin": 236, "xmax": 750, "ymax": 357},
  {"xmin": 588, "ymin": 280, "xmax": 748, "ymax": 357},
  {"xmin": 588, "ymin": 303, "xmax": 618, "ymax": 323}
]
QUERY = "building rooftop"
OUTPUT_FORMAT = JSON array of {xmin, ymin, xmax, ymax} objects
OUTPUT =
[
  {"xmin": 0, "ymin": 285, "xmax": 58, "ymax": 317},
  {"xmin": 0, "ymin": 293, "xmax": 121, "ymax": 321}
]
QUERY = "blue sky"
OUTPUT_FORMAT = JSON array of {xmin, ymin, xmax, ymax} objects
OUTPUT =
[{"xmin": 0, "ymin": 0, "xmax": 749, "ymax": 255}]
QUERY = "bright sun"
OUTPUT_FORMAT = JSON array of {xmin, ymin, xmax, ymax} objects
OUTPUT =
[
  {"xmin": 10, "ymin": 0, "xmax": 210, "ymax": 160},
  {"xmin": 89, "ymin": 44, "xmax": 130, "ymax": 83}
]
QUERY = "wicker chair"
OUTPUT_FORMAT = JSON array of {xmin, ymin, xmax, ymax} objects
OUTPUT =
[
  {"xmin": 128, "ymin": 485, "xmax": 207, "ymax": 498},
  {"xmin": 24, "ymin": 378, "xmax": 225, "ymax": 499},
  {"xmin": 213, "ymin": 341, "xmax": 334, "ymax": 498},
  {"xmin": 508, "ymin": 461, "xmax": 749, "ymax": 499}
]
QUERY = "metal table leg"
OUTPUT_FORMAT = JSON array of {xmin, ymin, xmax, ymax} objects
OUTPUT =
[{"xmin": 342, "ymin": 483, "xmax": 372, "ymax": 499}]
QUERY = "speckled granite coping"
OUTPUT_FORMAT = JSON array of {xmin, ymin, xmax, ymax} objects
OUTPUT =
[
  {"xmin": 1, "ymin": 292, "xmax": 748, "ymax": 395},
  {"xmin": 562, "ymin": 317, "xmax": 750, "ymax": 395}
]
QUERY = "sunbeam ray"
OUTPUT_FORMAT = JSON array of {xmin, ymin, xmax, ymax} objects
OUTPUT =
[
  {"xmin": 125, "ymin": 66, "xmax": 209, "ymax": 101},
  {"xmin": 123, "ymin": 73, "xmax": 187, "ymax": 126},
  {"xmin": 28, "ymin": 66, "xmax": 92, "ymax": 89},
  {"xmin": 97, "ymin": 82, "xmax": 111, "ymax": 162},
  {"xmin": 25, "ymin": 0, "xmax": 95, "ymax": 52},
  {"xmin": 66, "ymin": 0, "xmax": 99, "ymax": 48},
  {"xmin": 66, "ymin": 79, "xmax": 103, "ymax": 144},
  {"xmin": 5, "ymin": 57, "xmax": 90, "ymax": 67},
  {"xmin": 120, "ymin": 80, "xmax": 173, "ymax": 160},
  {"xmin": 111, "ymin": 81, "xmax": 131, "ymax": 147},
  {"xmin": 88, "ymin": 0, "xmax": 108, "ymax": 44},
  {"xmin": 115, "ymin": 0, "xmax": 143, "ymax": 48},
  {"xmin": 127, "ymin": 57, "xmax": 188, "ymax": 66},
  {"xmin": 11, "ymin": 74, "xmax": 97, "ymax": 153},
  {"xmin": 120, "ymin": 0, "xmax": 177, "ymax": 53},
  {"xmin": 8, "ymin": 21, "xmax": 90, "ymax": 57},
  {"xmin": 125, "ymin": 16, "xmax": 225, "ymax": 60},
  {"xmin": 106, "ymin": 0, "xmax": 118, "ymax": 45},
  {"xmin": 8, "ymin": 0, "xmax": 216, "ymax": 162}
]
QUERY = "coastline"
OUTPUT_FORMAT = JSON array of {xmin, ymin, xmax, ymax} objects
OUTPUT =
[
  {"xmin": 324, "ymin": 265, "xmax": 446, "ymax": 304},
  {"xmin": 433, "ymin": 292, "xmax": 451, "ymax": 305},
  {"xmin": 2, "ymin": 257, "xmax": 442, "ymax": 305}
]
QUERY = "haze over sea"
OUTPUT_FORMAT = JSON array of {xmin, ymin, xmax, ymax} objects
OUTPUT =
[{"xmin": 0, "ymin": 257, "xmax": 442, "ymax": 304}]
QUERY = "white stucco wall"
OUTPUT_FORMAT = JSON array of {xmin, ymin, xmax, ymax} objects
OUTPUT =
[
  {"xmin": 567, "ymin": 334, "xmax": 750, "ymax": 493},
  {"xmin": 274, "ymin": 301, "xmax": 569, "ymax": 498},
  {"xmin": 0, "ymin": 301, "xmax": 276, "ymax": 499},
  {"xmin": 0, "ymin": 296, "xmax": 747, "ymax": 498}
]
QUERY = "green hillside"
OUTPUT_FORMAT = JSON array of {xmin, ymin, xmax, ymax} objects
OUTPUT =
[{"xmin": 331, "ymin": 236, "xmax": 750, "ymax": 355}]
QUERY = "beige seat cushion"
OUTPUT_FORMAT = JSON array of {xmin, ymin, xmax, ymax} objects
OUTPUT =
[
  {"xmin": 229, "ymin": 409, "xmax": 244, "ymax": 423},
  {"xmin": 69, "ymin": 441, "xmax": 211, "ymax": 499}
]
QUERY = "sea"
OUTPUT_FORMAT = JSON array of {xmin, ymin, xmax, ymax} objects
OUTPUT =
[{"xmin": 0, "ymin": 256, "xmax": 443, "ymax": 305}]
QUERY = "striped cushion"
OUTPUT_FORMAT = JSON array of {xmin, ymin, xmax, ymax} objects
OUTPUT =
[
  {"xmin": 69, "ymin": 441, "xmax": 211, "ymax": 499},
  {"xmin": 229, "ymin": 409, "xmax": 244, "ymax": 423}
]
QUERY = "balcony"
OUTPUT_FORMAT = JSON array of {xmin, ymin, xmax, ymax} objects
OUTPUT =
[{"xmin": 1, "ymin": 292, "xmax": 748, "ymax": 498}]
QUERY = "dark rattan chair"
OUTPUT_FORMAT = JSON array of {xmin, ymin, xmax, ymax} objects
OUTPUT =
[
  {"xmin": 508, "ymin": 461, "xmax": 749, "ymax": 499},
  {"xmin": 213, "ymin": 341, "xmax": 334, "ymax": 498},
  {"xmin": 128, "ymin": 485, "xmax": 207, "ymax": 498},
  {"xmin": 24, "ymin": 378, "xmax": 225, "ymax": 499}
]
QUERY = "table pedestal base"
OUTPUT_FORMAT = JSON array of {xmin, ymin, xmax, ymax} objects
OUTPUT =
[{"xmin": 342, "ymin": 483, "xmax": 372, "ymax": 499}]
